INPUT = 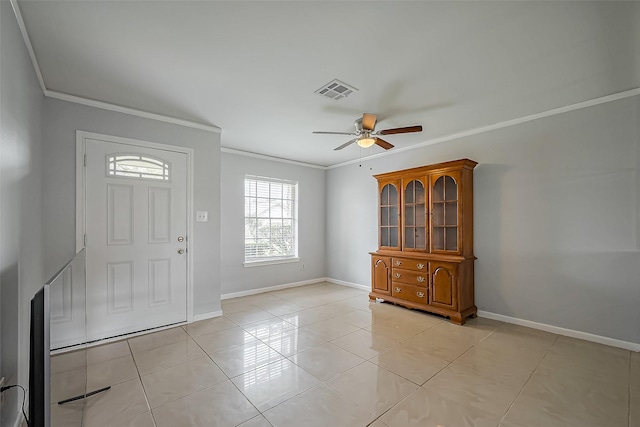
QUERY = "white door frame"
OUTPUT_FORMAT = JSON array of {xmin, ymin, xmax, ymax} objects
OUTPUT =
[{"xmin": 76, "ymin": 130, "xmax": 195, "ymax": 322}]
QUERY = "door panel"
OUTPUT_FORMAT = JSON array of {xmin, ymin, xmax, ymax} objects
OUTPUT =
[
  {"xmin": 107, "ymin": 184, "xmax": 134, "ymax": 245},
  {"xmin": 372, "ymin": 256, "xmax": 391, "ymax": 295},
  {"xmin": 85, "ymin": 139, "xmax": 187, "ymax": 341},
  {"xmin": 148, "ymin": 259, "xmax": 171, "ymax": 306},
  {"xmin": 149, "ymin": 187, "xmax": 171, "ymax": 243},
  {"xmin": 430, "ymin": 262, "xmax": 457, "ymax": 310},
  {"xmin": 107, "ymin": 261, "xmax": 134, "ymax": 313}
]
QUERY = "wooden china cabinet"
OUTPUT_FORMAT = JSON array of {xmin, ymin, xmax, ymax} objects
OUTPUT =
[{"xmin": 370, "ymin": 158, "xmax": 477, "ymax": 325}]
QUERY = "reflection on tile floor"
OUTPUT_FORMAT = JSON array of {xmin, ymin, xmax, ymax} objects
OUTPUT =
[{"xmin": 50, "ymin": 281, "xmax": 638, "ymax": 427}]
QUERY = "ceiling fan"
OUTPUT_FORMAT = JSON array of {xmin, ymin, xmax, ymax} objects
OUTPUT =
[{"xmin": 313, "ymin": 113, "xmax": 422, "ymax": 151}]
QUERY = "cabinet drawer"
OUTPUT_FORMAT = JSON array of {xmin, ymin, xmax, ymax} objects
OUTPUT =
[
  {"xmin": 391, "ymin": 268, "xmax": 428, "ymax": 287},
  {"xmin": 391, "ymin": 283, "xmax": 428, "ymax": 305},
  {"xmin": 391, "ymin": 258, "xmax": 428, "ymax": 272}
]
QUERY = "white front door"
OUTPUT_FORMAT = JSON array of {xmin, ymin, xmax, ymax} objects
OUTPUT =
[{"xmin": 85, "ymin": 138, "xmax": 188, "ymax": 341}]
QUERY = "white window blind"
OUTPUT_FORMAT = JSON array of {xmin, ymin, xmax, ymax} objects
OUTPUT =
[{"xmin": 244, "ymin": 175, "xmax": 298, "ymax": 263}]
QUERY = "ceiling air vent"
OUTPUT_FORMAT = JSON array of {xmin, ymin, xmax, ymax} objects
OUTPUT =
[{"xmin": 315, "ymin": 79, "xmax": 358, "ymax": 101}]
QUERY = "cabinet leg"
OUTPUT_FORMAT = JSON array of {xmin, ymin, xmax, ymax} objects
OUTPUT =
[{"xmin": 449, "ymin": 314, "xmax": 463, "ymax": 325}]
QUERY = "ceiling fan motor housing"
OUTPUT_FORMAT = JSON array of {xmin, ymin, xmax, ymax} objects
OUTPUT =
[{"xmin": 354, "ymin": 118, "xmax": 364, "ymax": 133}]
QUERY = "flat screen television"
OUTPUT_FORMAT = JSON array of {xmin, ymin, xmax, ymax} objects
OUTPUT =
[{"xmin": 29, "ymin": 284, "xmax": 50, "ymax": 427}]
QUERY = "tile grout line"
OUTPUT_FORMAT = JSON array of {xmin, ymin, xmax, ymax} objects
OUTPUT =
[
  {"xmin": 297, "ymin": 313, "xmax": 455, "ymax": 425},
  {"xmin": 73, "ymin": 286, "xmax": 631, "ymax": 427},
  {"xmin": 497, "ymin": 333, "xmax": 560, "ymax": 426},
  {"xmin": 133, "ymin": 326, "xmax": 240, "ymax": 419},
  {"xmin": 223, "ymin": 290, "xmax": 395, "ymax": 424},
  {"xmin": 378, "ymin": 321, "xmax": 526, "ymax": 426},
  {"xmin": 126, "ymin": 339, "xmax": 158, "ymax": 427},
  {"xmin": 202, "ymin": 308, "xmax": 347, "ymax": 422}
]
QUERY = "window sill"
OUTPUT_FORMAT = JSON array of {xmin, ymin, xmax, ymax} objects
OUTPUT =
[{"xmin": 244, "ymin": 257, "xmax": 300, "ymax": 268}]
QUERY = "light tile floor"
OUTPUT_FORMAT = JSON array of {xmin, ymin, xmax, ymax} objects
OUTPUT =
[{"xmin": 50, "ymin": 282, "xmax": 639, "ymax": 427}]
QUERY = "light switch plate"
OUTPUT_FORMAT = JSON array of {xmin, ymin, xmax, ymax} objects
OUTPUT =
[{"xmin": 196, "ymin": 211, "xmax": 208, "ymax": 222}]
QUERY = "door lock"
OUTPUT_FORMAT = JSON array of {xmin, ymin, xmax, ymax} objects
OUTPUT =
[{"xmin": 177, "ymin": 236, "xmax": 184, "ymax": 242}]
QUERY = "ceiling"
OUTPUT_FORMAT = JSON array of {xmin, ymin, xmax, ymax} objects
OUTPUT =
[{"xmin": 16, "ymin": 1, "xmax": 639, "ymax": 167}]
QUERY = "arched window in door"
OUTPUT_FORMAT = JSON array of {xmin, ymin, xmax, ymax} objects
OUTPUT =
[{"xmin": 107, "ymin": 154, "xmax": 170, "ymax": 181}]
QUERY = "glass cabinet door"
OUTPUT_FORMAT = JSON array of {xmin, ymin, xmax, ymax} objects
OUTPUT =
[
  {"xmin": 403, "ymin": 179, "xmax": 427, "ymax": 251},
  {"xmin": 380, "ymin": 182, "xmax": 400, "ymax": 249},
  {"xmin": 431, "ymin": 174, "xmax": 459, "ymax": 252}
]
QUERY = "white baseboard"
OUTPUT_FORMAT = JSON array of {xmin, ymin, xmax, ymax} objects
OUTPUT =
[
  {"xmin": 221, "ymin": 278, "xmax": 326, "ymax": 300},
  {"xmin": 325, "ymin": 277, "xmax": 370, "ymax": 292},
  {"xmin": 478, "ymin": 310, "xmax": 640, "ymax": 352},
  {"xmin": 192, "ymin": 310, "xmax": 223, "ymax": 322}
]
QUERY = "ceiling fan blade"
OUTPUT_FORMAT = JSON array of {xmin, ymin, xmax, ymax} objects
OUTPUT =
[
  {"xmin": 374, "ymin": 138, "xmax": 394, "ymax": 150},
  {"xmin": 378, "ymin": 125, "xmax": 423, "ymax": 135},
  {"xmin": 362, "ymin": 113, "xmax": 377, "ymax": 131},
  {"xmin": 334, "ymin": 139, "xmax": 357, "ymax": 151},
  {"xmin": 313, "ymin": 131, "xmax": 356, "ymax": 135}
]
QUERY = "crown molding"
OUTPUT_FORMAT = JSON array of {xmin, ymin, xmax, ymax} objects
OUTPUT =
[
  {"xmin": 10, "ymin": 0, "xmax": 221, "ymax": 134},
  {"xmin": 46, "ymin": 90, "xmax": 221, "ymax": 133},
  {"xmin": 327, "ymin": 87, "xmax": 640, "ymax": 169},
  {"xmin": 10, "ymin": 0, "xmax": 46, "ymax": 94},
  {"xmin": 11, "ymin": 0, "xmax": 638, "ymax": 162},
  {"xmin": 221, "ymin": 147, "xmax": 327, "ymax": 169}
]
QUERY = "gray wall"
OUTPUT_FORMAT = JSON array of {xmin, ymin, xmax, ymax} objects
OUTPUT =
[
  {"xmin": 220, "ymin": 152, "xmax": 326, "ymax": 295},
  {"xmin": 42, "ymin": 99, "xmax": 222, "ymax": 315},
  {"xmin": 0, "ymin": 1, "xmax": 45, "ymax": 425},
  {"xmin": 326, "ymin": 96, "xmax": 640, "ymax": 344}
]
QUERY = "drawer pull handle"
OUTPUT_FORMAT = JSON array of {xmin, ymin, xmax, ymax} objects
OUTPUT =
[
  {"xmin": 395, "ymin": 273, "xmax": 401, "ymax": 278},
  {"xmin": 417, "ymin": 263, "xmax": 425, "ymax": 270},
  {"xmin": 416, "ymin": 292, "xmax": 425, "ymax": 298},
  {"xmin": 417, "ymin": 276, "xmax": 425, "ymax": 283},
  {"xmin": 395, "ymin": 287, "xmax": 402, "ymax": 293},
  {"xmin": 394, "ymin": 261, "xmax": 402, "ymax": 266}
]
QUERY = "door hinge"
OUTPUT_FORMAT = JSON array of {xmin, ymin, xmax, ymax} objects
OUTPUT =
[
  {"xmin": 84, "ymin": 154, "xmax": 87, "ymax": 167},
  {"xmin": 84, "ymin": 234, "xmax": 87, "ymax": 246}
]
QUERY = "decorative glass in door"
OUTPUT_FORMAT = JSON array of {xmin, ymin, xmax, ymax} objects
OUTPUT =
[
  {"xmin": 380, "ymin": 183, "xmax": 399, "ymax": 248},
  {"xmin": 403, "ymin": 180, "xmax": 427, "ymax": 250},
  {"xmin": 432, "ymin": 175, "xmax": 458, "ymax": 251}
]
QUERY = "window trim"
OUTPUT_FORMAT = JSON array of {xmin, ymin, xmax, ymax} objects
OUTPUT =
[
  {"xmin": 243, "ymin": 257, "xmax": 300, "ymax": 268},
  {"xmin": 243, "ymin": 175, "xmax": 298, "ymax": 265}
]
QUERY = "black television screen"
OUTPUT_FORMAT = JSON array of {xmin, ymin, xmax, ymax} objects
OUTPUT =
[{"xmin": 29, "ymin": 285, "xmax": 50, "ymax": 427}]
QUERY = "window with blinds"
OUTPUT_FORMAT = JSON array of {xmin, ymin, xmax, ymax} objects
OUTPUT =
[{"xmin": 244, "ymin": 175, "xmax": 298, "ymax": 264}]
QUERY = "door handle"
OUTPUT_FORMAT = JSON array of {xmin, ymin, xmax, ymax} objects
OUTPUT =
[{"xmin": 177, "ymin": 249, "xmax": 185, "ymax": 254}]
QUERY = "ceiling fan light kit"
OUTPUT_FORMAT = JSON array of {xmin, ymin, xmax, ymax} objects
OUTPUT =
[
  {"xmin": 357, "ymin": 137, "xmax": 376, "ymax": 148},
  {"xmin": 313, "ymin": 113, "xmax": 423, "ymax": 151}
]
